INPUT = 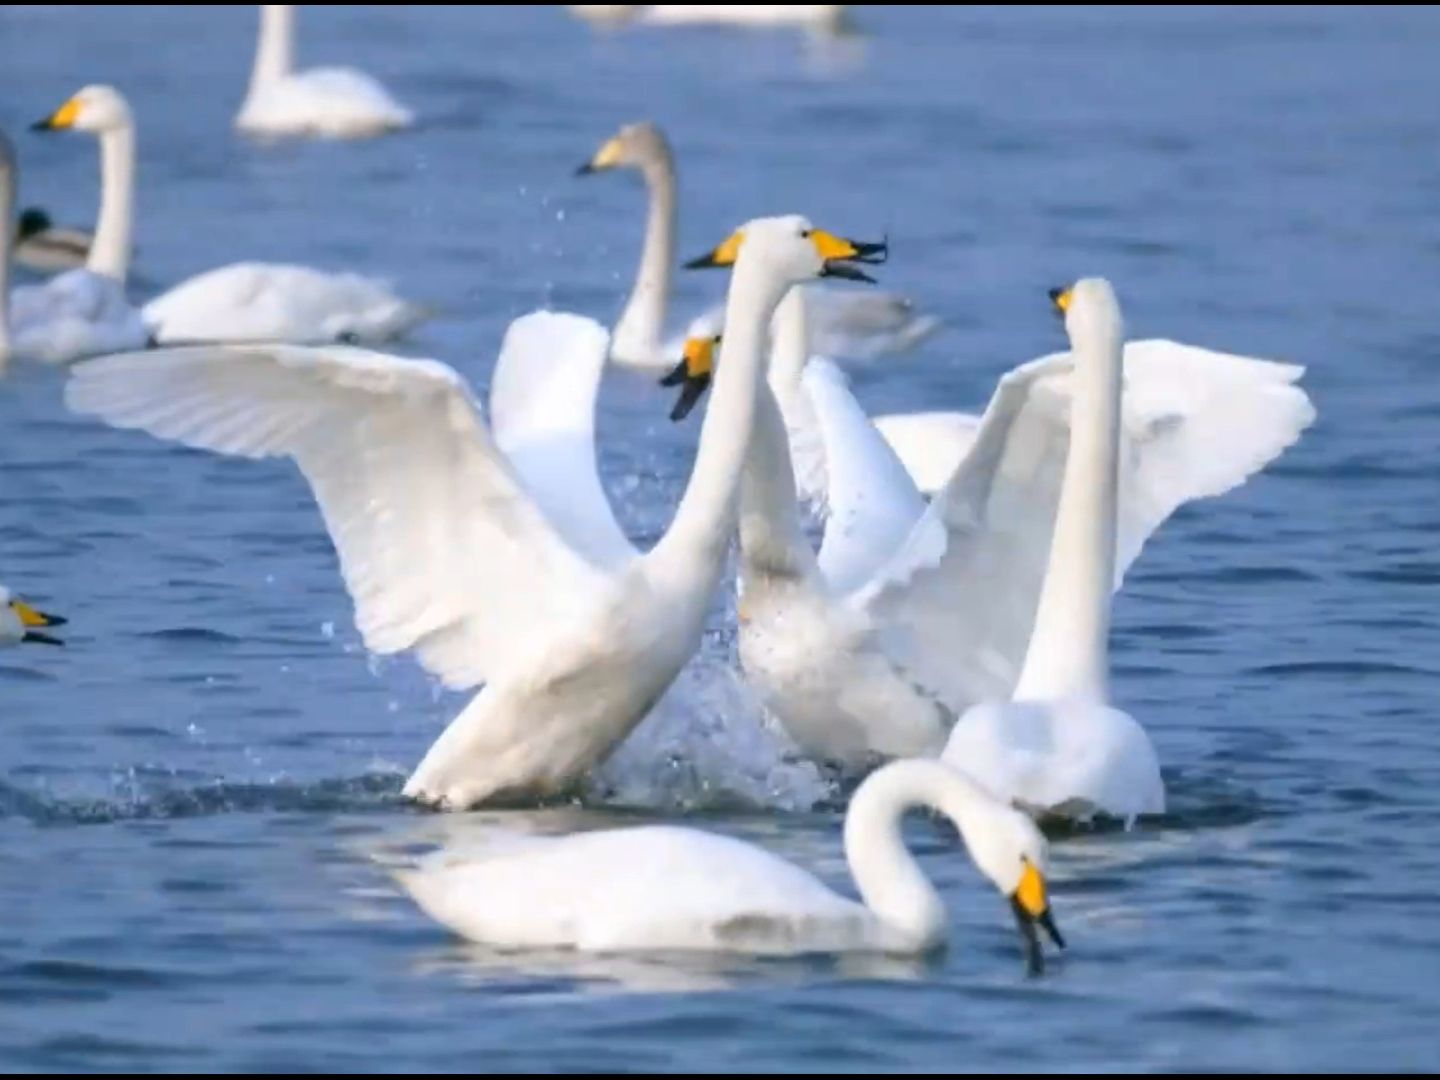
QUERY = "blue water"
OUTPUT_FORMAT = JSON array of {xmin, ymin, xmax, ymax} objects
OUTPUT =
[{"xmin": 2, "ymin": 4, "xmax": 1438, "ymax": 1071}]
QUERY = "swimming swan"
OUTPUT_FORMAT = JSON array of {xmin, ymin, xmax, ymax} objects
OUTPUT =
[
  {"xmin": 395, "ymin": 758, "xmax": 1065, "ymax": 970},
  {"xmin": 34, "ymin": 85, "xmax": 424, "ymax": 347},
  {"xmin": 65, "ymin": 216, "xmax": 886, "ymax": 810},
  {"xmin": 577, "ymin": 121, "xmax": 937, "ymax": 369},
  {"xmin": 0, "ymin": 585, "xmax": 67, "ymax": 647},
  {"xmin": 659, "ymin": 284, "xmax": 1313, "ymax": 792},
  {"xmin": 3, "ymin": 116, "xmax": 146, "ymax": 367},
  {"xmin": 14, "ymin": 207, "xmax": 93, "ymax": 274},
  {"xmin": 235, "ymin": 5, "xmax": 414, "ymax": 140}
]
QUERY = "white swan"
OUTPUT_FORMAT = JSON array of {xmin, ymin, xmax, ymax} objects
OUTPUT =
[
  {"xmin": 394, "ymin": 758, "xmax": 1065, "ymax": 970},
  {"xmin": 65, "ymin": 215, "xmax": 885, "ymax": 810},
  {"xmin": 569, "ymin": 6, "xmax": 850, "ymax": 33},
  {"xmin": 14, "ymin": 207, "xmax": 93, "ymax": 274},
  {"xmin": 235, "ymin": 5, "xmax": 413, "ymax": 140},
  {"xmin": 658, "ymin": 282, "xmax": 1314, "ymax": 793},
  {"xmin": 0, "ymin": 585, "xmax": 67, "ymax": 647},
  {"xmin": 938, "ymin": 280, "xmax": 1163, "ymax": 821},
  {"xmin": 576, "ymin": 121, "xmax": 938, "ymax": 370},
  {"xmin": 35, "ymin": 85, "xmax": 424, "ymax": 347},
  {"xmin": 4, "ymin": 113, "xmax": 147, "ymax": 367}
]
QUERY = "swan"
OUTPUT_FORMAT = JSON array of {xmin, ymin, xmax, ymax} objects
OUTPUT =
[
  {"xmin": 938, "ymin": 280, "xmax": 1164, "ymax": 821},
  {"xmin": 14, "ymin": 207, "xmax": 93, "ymax": 274},
  {"xmin": 2, "ymin": 114, "xmax": 147, "ymax": 367},
  {"xmin": 568, "ymin": 6, "xmax": 851, "ymax": 33},
  {"xmin": 657, "ymin": 282, "xmax": 1314, "ymax": 795},
  {"xmin": 0, "ymin": 585, "xmax": 67, "ymax": 647},
  {"xmin": 65, "ymin": 215, "xmax": 886, "ymax": 810},
  {"xmin": 235, "ymin": 5, "xmax": 414, "ymax": 140},
  {"xmin": 35, "ymin": 85, "xmax": 425, "ymax": 347},
  {"xmin": 576, "ymin": 121, "xmax": 938, "ymax": 370},
  {"xmin": 394, "ymin": 758, "xmax": 1065, "ymax": 970}
]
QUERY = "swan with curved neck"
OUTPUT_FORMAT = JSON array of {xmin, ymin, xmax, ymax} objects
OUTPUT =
[
  {"xmin": 34, "ymin": 84, "xmax": 424, "ymax": 347},
  {"xmin": 237, "ymin": 5, "xmax": 413, "ymax": 139},
  {"xmin": 66, "ymin": 215, "xmax": 886, "ymax": 810},
  {"xmin": 396, "ymin": 758, "xmax": 1064, "ymax": 970},
  {"xmin": 578, "ymin": 120, "xmax": 939, "ymax": 370},
  {"xmin": 941, "ymin": 279, "xmax": 1163, "ymax": 821}
]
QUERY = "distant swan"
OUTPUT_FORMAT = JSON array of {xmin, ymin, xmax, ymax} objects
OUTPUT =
[
  {"xmin": 396, "ymin": 758, "xmax": 1065, "ymax": 970},
  {"xmin": 236, "ymin": 5, "xmax": 414, "ymax": 140},
  {"xmin": 14, "ymin": 207, "xmax": 93, "ymax": 274},
  {"xmin": 34, "ymin": 84, "xmax": 424, "ymax": 347},
  {"xmin": 568, "ymin": 6, "xmax": 850, "ymax": 33}
]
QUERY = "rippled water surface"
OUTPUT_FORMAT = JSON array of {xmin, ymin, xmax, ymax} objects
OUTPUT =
[{"xmin": 2, "ymin": 4, "xmax": 1438, "ymax": 1071}]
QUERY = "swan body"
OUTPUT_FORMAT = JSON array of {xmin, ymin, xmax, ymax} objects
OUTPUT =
[
  {"xmin": 0, "ymin": 585, "xmax": 67, "ymax": 646},
  {"xmin": 3, "ymin": 108, "xmax": 146, "ymax": 368},
  {"xmin": 143, "ymin": 262, "xmax": 426, "ymax": 346},
  {"xmin": 14, "ymin": 207, "xmax": 93, "ymax": 273},
  {"xmin": 578, "ymin": 121, "xmax": 937, "ymax": 370},
  {"xmin": 66, "ymin": 216, "xmax": 881, "ymax": 810},
  {"xmin": 35, "ymin": 84, "xmax": 422, "ymax": 348},
  {"xmin": 236, "ymin": 5, "xmax": 413, "ymax": 139},
  {"xmin": 664, "ymin": 284, "xmax": 1314, "ymax": 778},
  {"xmin": 940, "ymin": 280, "xmax": 1161, "ymax": 821},
  {"xmin": 396, "ymin": 758, "xmax": 1064, "ymax": 970}
]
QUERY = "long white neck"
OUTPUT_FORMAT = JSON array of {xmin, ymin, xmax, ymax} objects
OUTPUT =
[
  {"xmin": 738, "ymin": 376, "xmax": 816, "ymax": 583},
  {"xmin": 647, "ymin": 257, "xmax": 788, "ymax": 584},
  {"xmin": 88, "ymin": 121, "xmax": 135, "ymax": 283},
  {"xmin": 843, "ymin": 758, "xmax": 999, "ymax": 951},
  {"xmin": 1012, "ymin": 315, "xmax": 1123, "ymax": 702},
  {"xmin": 0, "ymin": 139, "xmax": 13, "ymax": 365},
  {"xmin": 767, "ymin": 284, "xmax": 811, "ymax": 409},
  {"xmin": 249, "ymin": 5, "xmax": 296, "ymax": 96},
  {"xmin": 613, "ymin": 148, "xmax": 676, "ymax": 363}
]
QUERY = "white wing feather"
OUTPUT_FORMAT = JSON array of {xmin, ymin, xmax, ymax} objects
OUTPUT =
[
  {"xmin": 65, "ymin": 343, "xmax": 610, "ymax": 690},
  {"xmin": 858, "ymin": 340, "xmax": 1315, "ymax": 710},
  {"xmin": 489, "ymin": 311, "xmax": 636, "ymax": 569},
  {"xmin": 872, "ymin": 410, "xmax": 983, "ymax": 497}
]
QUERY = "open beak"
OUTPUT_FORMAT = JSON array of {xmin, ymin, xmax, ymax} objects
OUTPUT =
[
  {"xmin": 1009, "ymin": 858, "xmax": 1064, "ymax": 976},
  {"xmin": 659, "ymin": 336, "xmax": 717, "ymax": 422},
  {"xmin": 814, "ymin": 231, "xmax": 888, "ymax": 283},
  {"xmin": 32, "ymin": 97, "xmax": 80, "ymax": 132},
  {"xmin": 13, "ymin": 599, "xmax": 67, "ymax": 646}
]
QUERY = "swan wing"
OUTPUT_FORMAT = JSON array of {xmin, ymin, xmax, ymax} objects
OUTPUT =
[
  {"xmin": 804, "ymin": 359, "xmax": 926, "ymax": 595},
  {"xmin": 65, "ymin": 342, "xmax": 612, "ymax": 690},
  {"xmin": 489, "ymin": 311, "xmax": 637, "ymax": 569},
  {"xmin": 873, "ymin": 410, "xmax": 983, "ymax": 496},
  {"xmin": 857, "ymin": 340, "xmax": 1315, "ymax": 710}
]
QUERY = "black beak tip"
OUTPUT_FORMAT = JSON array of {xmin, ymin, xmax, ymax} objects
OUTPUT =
[
  {"xmin": 45, "ymin": 614, "xmax": 69, "ymax": 627},
  {"xmin": 23, "ymin": 631, "xmax": 65, "ymax": 646},
  {"xmin": 30, "ymin": 119, "xmax": 53, "ymax": 132},
  {"xmin": 575, "ymin": 162, "xmax": 596, "ymax": 177},
  {"xmin": 1047, "ymin": 286, "xmax": 1065, "ymax": 303},
  {"xmin": 682, "ymin": 255, "xmax": 714, "ymax": 270}
]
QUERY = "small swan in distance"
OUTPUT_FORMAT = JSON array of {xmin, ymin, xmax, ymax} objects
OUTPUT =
[
  {"xmin": 569, "ymin": 6, "xmax": 851, "ymax": 33},
  {"xmin": 0, "ymin": 585, "xmax": 67, "ymax": 646},
  {"xmin": 14, "ymin": 207, "xmax": 93, "ymax": 274},
  {"xmin": 66, "ymin": 216, "xmax": 886, "ymax": 810},
  {"xmin": 941, "ymin": 280, "xmax": 1164, "ymax": 822},
  {"xmin": 576, "ymin": 121, "xmax": 937, "ymax": 370},
  {"xmin": 236, "ymin": 5, "xmax": 414, "ymax": 140},
  {"xmin": 395, "ymin": 758, "xmax": 1065, "ymax": 971},
  {"xmin": 33, "ymin": 85, "xmax": 425, "ymax": 347}
]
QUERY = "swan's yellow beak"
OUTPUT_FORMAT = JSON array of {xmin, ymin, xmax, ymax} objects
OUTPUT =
[
  {"xmin": 683, "ymin": 228, "xmax": 887, "ymax": 282},
  {"xmin": 1049, "ymin": 286, "xmax": 1074, "ymax": 314},
  {"xmin": 576, "ymin": 134, "xmax": 625, "ymax": 176},
  {"xmin": 1009, "ymin": 857, "xmax": 1064, "ymax": 976},
  {"xmin": 32, "ymin": 97, "xmax": 81, "ymax": 132},
  {"xmin": 658, "ymin": 335, "xmax": 718, "ymax": 422},
  {"xmin": 12, "ymin": 598, "xmax": 67, "ymax": 646}
]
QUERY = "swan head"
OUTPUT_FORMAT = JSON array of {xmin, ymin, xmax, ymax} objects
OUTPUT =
[
  {"xmin": 32, "ymin": 85, "xmax": 132, "ymax": 135},
  {"xmin": 658, "ymin": 333, "xmax": 720, "ymax": 421},
  {"xmin": 576, "ymin": 121, "xmax": 671, "ymax": 176},
  {"xmin": 964, "ymin": 801, "xmax": 1064, "ymax": 976},
  {"xmin": 0, "ymin": 585, "xmax": 67, "ymax": 646},
  {"xmin": 683, "ymin": 214, "xmax": 887, "ymax": 284},
  {"xmin": 1050, "ymin": 277, "xmax": 1124, "ymax": 348}
]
